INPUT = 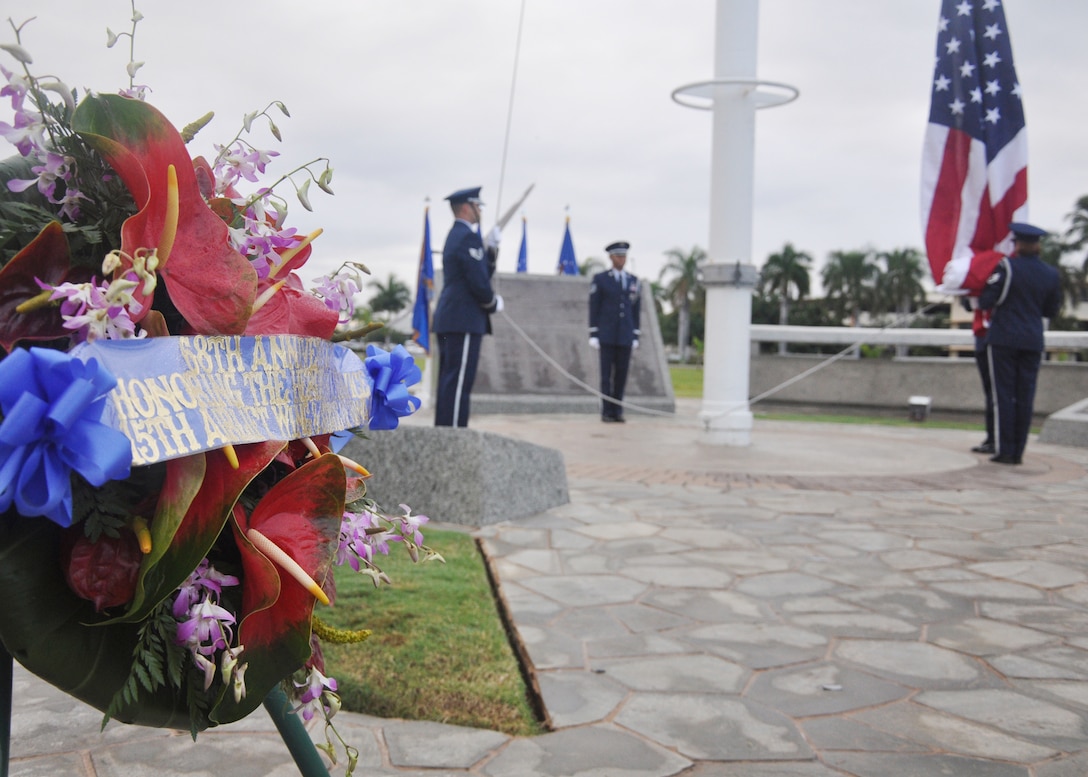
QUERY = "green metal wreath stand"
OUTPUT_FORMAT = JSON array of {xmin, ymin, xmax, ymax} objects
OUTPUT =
[
  {"xmin": 0, "ymin": 645, "xmax": 326, "ymax": 777},
  {"xmin": 263, "ymin": 685, "xmax": 330, "ymax": 776},
  {"xmin": 2, "ymin": 646, "xmax": 10, "ymax": 777}
]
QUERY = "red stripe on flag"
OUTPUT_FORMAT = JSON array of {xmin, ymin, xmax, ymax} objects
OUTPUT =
[
  {"xmin": 970, "ymin": 165, "xmax": 1028, "ymax": 254},
  {"xmin": 961, "ymin": 250, "xmax": 1004, "ymax": 294},
  {"xmin": 923, "ymin": 128, "xmax": 972, "ymax": 281}
]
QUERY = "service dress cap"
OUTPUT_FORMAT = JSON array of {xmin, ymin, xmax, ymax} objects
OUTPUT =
[
  {"xmin": 1009, "ymin": 222, "xmax": 1048, "ymax": 240},
  {"xmin": 605, "ymin": 241, "xmax": 630, "ymax": 256},
  {"xmin": 445, "ymin": 186, "xmax": 483, "ymax": 205}
]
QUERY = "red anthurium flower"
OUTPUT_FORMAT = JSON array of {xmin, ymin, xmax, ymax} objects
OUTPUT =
[
  {"xmin": 111, "ymin": 441, "xmax": 286, "ymax": 625},
  {"xmin": 0, "ymin": 221, "xmax": 91, "ymax": 352},
  {"xmin": 71, "ymin": 94, "xmax": 258, "ymax": 335},
  {"xmin": 244, "ymin": 247, "xmax": 339, "ymax": 339},
  {"xmin": 211, "ymin": 452, "xmax": 345, "ymax": 724}
]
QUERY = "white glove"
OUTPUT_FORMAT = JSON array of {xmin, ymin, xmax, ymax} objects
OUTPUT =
[
  {"xmin": 589, "ymin": 337, "xmax": 599, "ymax": 349},
  {"xmin": 494, "ymin": 295, "xmax": 504, "ymax": 313},
  {"xmin": 485, "ymin": 226, "xmax": 502, "ymax": 249},
  {"xmin": 632, "ymin": 339, "xmax": 639, "ymax": 350}
]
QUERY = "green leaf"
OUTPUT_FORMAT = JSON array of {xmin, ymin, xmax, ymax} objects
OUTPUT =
[{"xmin": 0, "ymin": 513, "xmax": 196, "ymax": 729}]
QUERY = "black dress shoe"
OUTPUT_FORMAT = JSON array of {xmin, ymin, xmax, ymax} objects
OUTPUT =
[
  {"xmin": 971, "ymin": 442, "xmax": 995, "ymax": 454},
  {"xmin": 990, "ymin": 454, "xmax": 1020, "ymax": 465},
  {"xmin": 601, "ymin": 416, "xmax": 616, "ymax": 423},
  {"xmin": 614, "ymin": 416, "xmax": 626, "ymax": 423}
]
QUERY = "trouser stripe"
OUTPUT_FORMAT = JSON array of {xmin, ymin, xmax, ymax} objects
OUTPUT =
[
  {"xmin": 452, "ymin": 335, "xmax": 470, "ymax": 425},
  {"xmin": 986, "ymin": 345, "xmax": 1001, "ymax": 451}
]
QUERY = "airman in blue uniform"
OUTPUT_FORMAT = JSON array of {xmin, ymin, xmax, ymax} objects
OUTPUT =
[
  {"xmin": 432, "ymin": 186, "xmax": 503, "ymax": 427},
  {"xmin": 589, "ymin": 241, "xmax": 641, "ymax": 422},
  {"xmin": 978, "ymin": 222, "xmax": 1062, "ymax": 464}
]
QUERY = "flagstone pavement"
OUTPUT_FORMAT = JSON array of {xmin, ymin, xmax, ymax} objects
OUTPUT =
[{"xmin": 9, "ymin": 399, "xmax": 1088, "ymax": 776}]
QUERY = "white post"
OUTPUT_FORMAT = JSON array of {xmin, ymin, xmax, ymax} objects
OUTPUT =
[{"xmin": 699, "ymin": 0, "xmax": 760, "ymax": 446}]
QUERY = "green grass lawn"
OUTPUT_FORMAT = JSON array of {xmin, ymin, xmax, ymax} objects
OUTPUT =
[
  {"xmin": 669, "ymin": 364, "xmax": 703, "ymax": 398},
  {"xmin": 318, "ymin": 528, "xmax": 544, "ymax": 736}
]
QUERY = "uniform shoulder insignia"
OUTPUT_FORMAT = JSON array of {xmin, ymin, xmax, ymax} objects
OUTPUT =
[{"xmin": 469, "ymin": 247, "xmax": 483, "ymax": 261}]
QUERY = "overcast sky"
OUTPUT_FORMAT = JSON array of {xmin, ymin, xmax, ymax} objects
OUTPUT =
[{"xmin": 5, "ymin": 1, "xmax": 1087, "ymax": 299}]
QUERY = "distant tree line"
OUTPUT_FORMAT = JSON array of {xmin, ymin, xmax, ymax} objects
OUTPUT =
[{"xmin": 656, "ymin": 195, "xmax": 1088, "ymax": 363}]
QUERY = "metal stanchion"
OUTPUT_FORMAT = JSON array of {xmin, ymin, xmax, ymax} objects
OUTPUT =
[
  {"xmin": 1, "ymin": 645, "xmax": 11, "ymax": 777},
  {"xmin": 263, "ymin": 685, "xmax": 328, "ymax": 776}
]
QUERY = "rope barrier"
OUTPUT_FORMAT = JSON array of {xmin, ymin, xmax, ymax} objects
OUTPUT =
[
  {"xmin": 701, "ymin": 300, "xmax": 949, "ymax": 423},
  {"xmin": 497, "ymin": 310, "xmax": 675, "ymax": 417}
]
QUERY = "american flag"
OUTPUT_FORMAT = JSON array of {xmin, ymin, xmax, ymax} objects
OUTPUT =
[{"xmin": 921, "ymin": 0, "xmax": 1027, "ymax": 293}]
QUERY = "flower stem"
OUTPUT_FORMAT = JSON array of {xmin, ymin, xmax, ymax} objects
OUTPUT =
[{"xmin": 330, "ymin": 322, "xmax": 384, "ymax": 343}]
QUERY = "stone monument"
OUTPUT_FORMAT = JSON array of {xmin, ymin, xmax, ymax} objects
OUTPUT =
[{"xmin": 468, "ymin": 272, "xmax": 675, "ymax": 416}]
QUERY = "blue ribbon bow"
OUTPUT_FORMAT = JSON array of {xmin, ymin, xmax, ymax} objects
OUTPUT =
[
  {"xmin": 364, "ymin": 344, "xmax": 422, "ymax": 431},
  {"xmin": 0, "ymin": 348, "xmax": 133, "ymax": 526}
]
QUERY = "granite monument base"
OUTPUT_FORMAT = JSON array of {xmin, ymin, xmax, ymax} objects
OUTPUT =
[
  {"xmin": 1039, "ymin": 398, "xmax": 1088, "ymax": 448},
  {"xmin": 342, "ymin": 427, "xmax": 569, "ymax": 526}
]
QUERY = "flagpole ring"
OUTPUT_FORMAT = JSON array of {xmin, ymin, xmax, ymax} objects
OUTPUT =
[{"xmin": 671, "ymin": 78, "xmax": 799, "ymax": 111}]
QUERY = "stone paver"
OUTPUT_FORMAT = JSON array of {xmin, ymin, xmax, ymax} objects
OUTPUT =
[
  {"xmin": 9, "ymin": 405, "xmax": 1088, "ymax": 775},
  {"xmin": 745, "ymin": 662, "xmax": 909, "ymax": 716},
  {"xmin": 615, "ymin": 694, "xmax": 812, "ymax": 761},
  {"xmin": 481, "ymin": 726, "xmax": 692, "ymax": 777},
  {"xmin": 851, "ymin": 701, "xmax": 1059, "ymax": 762},
  {"xmin": 383, "ymin": 721, "xmax": 509, "ymax": 769}
]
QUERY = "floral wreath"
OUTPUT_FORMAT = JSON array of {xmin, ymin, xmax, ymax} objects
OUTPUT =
[{"xmin": 0, "ymin": 7, "xmax": 433, "ymax": 771}]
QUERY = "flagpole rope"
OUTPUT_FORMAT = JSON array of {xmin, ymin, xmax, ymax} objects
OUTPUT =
[
  {"xmin": 495, "ymin": 0, "xmax": 528, "ymax": 220},
  {"xmin": 497, "ymin": 310, "xmax": 675, "ymax": 417},
  {"xmin": 496, "ymin": 298, "xmax": 952, "ymax": 422}
]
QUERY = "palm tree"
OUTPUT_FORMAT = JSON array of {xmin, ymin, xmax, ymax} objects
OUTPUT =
[
  {"xmin": 1050, "ymin": 200, "xmax": 1088, "ymax": 317},
  {"xmin": 579, "ymin": 256, "xmax": 607, "ymax": 276},
  {"xmin": 367, "ymin": 273, "xmax": 412, "ymax": 322},
  {"xmin": 821, "ymin": 249, "xmax": 879, "ymax": 327},
  {"xmin": 1062, "ymin": 195, "xmax": 1088, "ymax": 265},
  {"xmin": 876, "ymin": 247, "xmax": 927, "ymax": 356},
  {"xmin": 1040, "ymin": 236, "xmax": 1082, "ymax": 320},
  {"xmin": 647, "ymin": 279, "xmax": 668, "ymax": 318},
  {"xmin": 876, "ymin": 247, "xmax": 927, "ymax": 318},
  {"xmin": 659, "ymin": 246, "xmax": 706, "ymax": 363},
  {"xmin": 760, "ymin": 243, "xmax": 813, "ymax": 354}
]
